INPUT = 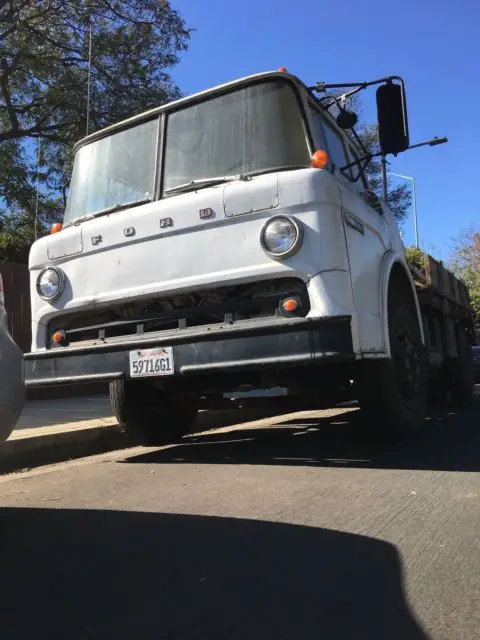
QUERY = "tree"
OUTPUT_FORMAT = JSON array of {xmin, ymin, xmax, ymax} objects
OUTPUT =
[
  {"xmin": 449, "ymin": 229, "xmax": 480, "ymax": 319},
  {"xmin": 324, "ymin": 92, "xmax": 412, "ymax": 225},
  {"xmin": 359, "ymin": 124, "xmax": 412, "ymax": 225},
  {"xmin": 0, "ymin": 0, "xmax": 190, "ymax": 261}
]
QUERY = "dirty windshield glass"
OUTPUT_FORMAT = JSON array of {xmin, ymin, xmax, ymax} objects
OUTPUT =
[
  {"xmin": 163, "ymin": 81, "xmax": 310, "ymax": 192},
  {"xmin": 64, "ymin": 119, "xmax": 158, "ymax": 224}
]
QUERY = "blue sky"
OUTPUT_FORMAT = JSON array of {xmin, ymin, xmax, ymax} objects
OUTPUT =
[{"xmin": 172, "ymin": 0, "xmax": 479, "ymax": 260}]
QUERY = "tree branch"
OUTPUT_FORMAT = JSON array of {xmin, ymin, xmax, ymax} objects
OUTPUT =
[
  {"xmin": 0, "ymin": 59, "xmax": 19, "ymax": 130},
  {"xmin": 0, "ymin": 119, "xmax": 73, "ymax": 143}
]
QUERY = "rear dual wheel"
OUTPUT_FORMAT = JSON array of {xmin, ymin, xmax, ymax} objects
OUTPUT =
[{"xmin": 447, "ymin": 323, "xmax": 474, "ymax": 406}]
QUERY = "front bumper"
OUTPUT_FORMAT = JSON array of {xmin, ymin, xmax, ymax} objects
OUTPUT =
[{"xmin": 24, "ymin": 316, "xmax": 354, "ymax": 387}]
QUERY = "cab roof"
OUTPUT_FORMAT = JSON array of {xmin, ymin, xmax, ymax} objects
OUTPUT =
[{"xmin": 73, "ymin": 70, "xmax": 307, "ymax": 153}]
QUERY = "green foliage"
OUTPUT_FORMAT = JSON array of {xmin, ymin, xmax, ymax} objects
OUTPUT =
[
  {"xmin": 449, "ymin": 230, "xmax": 480, "ymax": 318},
  {"xmin": 0, "ymin": 0, "xmax": 190, "ymax": 262},
  {"xmin": 0, "ymin": 210, "xmax": 42, "ymax": 263},
  {"xmin": 324, "ymin": 93, "xmax": 412, "ymax": 224},
  {"xmin": 358, "ymin": 124, "xmax": 412, "ymax": 224},
  {"xmin": 404, "ymin": 245, "xmax": 425, "ymax": 273}
]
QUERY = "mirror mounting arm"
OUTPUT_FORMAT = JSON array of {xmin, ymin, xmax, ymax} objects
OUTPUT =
[
  {"xmin": 340, "ymin": 135, "xmax": 448, "ymax": 177},
  {"xmin": 309, "ymin": 75, "xmax": 405, "ymax": 98}
]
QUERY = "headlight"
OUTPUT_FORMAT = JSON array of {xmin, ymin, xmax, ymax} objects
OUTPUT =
[
  {"xmin": 260, "ymin": 216, "xmax": 303, "ymax": 259},
  {"xmin": 36, "ymin": 267, "xmax": 65, "ymax": 301}
]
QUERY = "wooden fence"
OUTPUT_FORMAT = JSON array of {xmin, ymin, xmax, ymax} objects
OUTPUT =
[
  {"xmin": 0, "ymin": 262, "xmax": 107, "ymax": 399},
  {"xmin": 1, "ymin": 262, "xmax": 31, "ymax": 352}
]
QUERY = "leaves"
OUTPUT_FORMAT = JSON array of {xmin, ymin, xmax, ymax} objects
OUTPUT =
[
  {"xmin": 404, "ymin": 246, "xmax": 425, "ymax": 273},
  {"xmin": 0, "ymin": 0, "xmax": 190, "ymax": 262},
  {"xmin": 357, "ymin": 124, "xmax": 412, "ymax": 225},
  {"xmin": 449, "ymin": 229, "xmax": 480, "ymax": 318},
  {"xmin": 320, "ymin": 92, "xmax": 412, "ymax": 224}
]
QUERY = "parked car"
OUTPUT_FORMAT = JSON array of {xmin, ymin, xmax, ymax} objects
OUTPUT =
[
  {"xmin": 473, "ymin": 344, "xmax": 480, "ymax": 383},
  {"xmin": 0, "ymin": 272, "xmax": 25, "ymax": 443}
]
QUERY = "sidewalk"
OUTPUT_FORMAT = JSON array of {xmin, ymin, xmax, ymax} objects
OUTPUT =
[
  {"xmin": 15, "ymin": 394, "xmax": 114, "ymax": 430},
  {"xmin": 1, "ymin": 395, "xmax": 123, "ymax": 474}
]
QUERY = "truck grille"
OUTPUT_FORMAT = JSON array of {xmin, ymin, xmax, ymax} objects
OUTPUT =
[{"xmin": 48, "ymin": 278, "xmax": 310, "ymax": 348}]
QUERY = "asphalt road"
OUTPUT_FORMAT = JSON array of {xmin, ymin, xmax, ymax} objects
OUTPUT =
[{"xmin": 1, "ymin": 390, "xmax": 479, "ymax": 640}]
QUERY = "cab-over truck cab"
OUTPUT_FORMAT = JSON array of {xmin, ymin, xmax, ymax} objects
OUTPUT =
[{"xmin": 25, "ymin": 70, "xmax": 450, "ymax": 443}]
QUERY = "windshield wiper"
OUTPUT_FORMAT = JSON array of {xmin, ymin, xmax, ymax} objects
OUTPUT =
[
  {"xmin": 240, "ymin": 164, "xmax": 309, "ymax": 179},
  {"xmin": 165, "ymin": 166, "xmax": 310, "ymax": 196},
  {"xmin": 70, "ymin": 198, "xmax": 151, "ymax": 227},
  {"xmin": 164, "ymin": 176, "xmax": 241, "ymax": 196}
]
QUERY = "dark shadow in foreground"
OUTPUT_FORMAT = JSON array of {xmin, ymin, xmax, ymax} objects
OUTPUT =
[
  {"xmin": 124, "ymin": 390, "xmax": 480, "ymax": 473},
  {"xmin": 0, "ymin": 508, "xmax": 429, "ymax": 640}
]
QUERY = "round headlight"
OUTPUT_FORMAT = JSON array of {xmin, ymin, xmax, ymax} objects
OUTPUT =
[
  {"xmin": 260, "ymin": 216, "xmax": 303, "ymax": 259},
  {"xmin": 36, "ymin": 267, "xmax": 65, "ymax": 301}
]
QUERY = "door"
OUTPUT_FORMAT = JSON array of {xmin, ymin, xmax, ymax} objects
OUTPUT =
[{"xmin": 310, "ymin": 107, "xmax": 390, "ymax": 352}]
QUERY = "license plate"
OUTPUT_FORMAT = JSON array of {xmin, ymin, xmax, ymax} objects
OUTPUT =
[{"xmin": 129, "ymin": 347, "xmax": 174, "ymax": 378}]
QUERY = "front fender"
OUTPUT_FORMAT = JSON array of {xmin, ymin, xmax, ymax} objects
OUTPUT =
[{"xmin": 378, "ymin": 250, "xmax": 425, "ymax": 357}]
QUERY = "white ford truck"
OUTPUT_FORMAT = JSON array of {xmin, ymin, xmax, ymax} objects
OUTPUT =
[{"xmin": 25, "ymin": 70, "xmax": 475, "ymax": 443}]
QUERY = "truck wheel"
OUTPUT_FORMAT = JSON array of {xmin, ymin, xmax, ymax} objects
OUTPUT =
[
  {"xmin": 357, "ymin": 300, "xmax": 427, "ymax": 438},
  {"xmin": 448, "ymin": 324, "xmax": 474, "ymax": 406},
  {"xmin": 109, "ymin": 380, "xmax": 197, "ymax": 446}
]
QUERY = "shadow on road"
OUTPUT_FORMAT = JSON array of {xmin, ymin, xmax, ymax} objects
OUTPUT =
[
  {"xmin": 0, "ymin": 508, "xmax": 429, "ymax": 640},
  {"xmin": 124, "ymin": 389, "xmax": 480, "ymax": 473}
]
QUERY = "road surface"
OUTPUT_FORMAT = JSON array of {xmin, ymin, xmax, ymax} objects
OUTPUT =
[{"xmin": 1, "ymin": 390, "xmax": 479, "ymax": 639}]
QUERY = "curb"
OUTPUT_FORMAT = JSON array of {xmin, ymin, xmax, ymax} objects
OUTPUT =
[{"xmin": 0, "ymin": 418, "xmax": 132, "ymax": 475}]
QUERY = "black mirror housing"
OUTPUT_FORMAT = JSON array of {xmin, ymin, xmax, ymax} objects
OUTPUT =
[
  {"xmin": 336, "ymin": 109, "xmax": 358, "ymax": 130},
  {"xmin": 376, "ymin": 81, "xmax": 409, "ymax": 155}
]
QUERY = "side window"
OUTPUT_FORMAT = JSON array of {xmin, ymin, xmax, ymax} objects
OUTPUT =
[
  {"xmin": 347, "ymin": 145, "xmax": 364, "ymax": 186},
  {"xmin": 310, "ymin": 110, "xmax": 327, "ymax": 150},
  {"xmin": 309, "ymin": 108, "xmax": 351, "ymax": 179},
  {"xmin": 323, "ymin": 121, "xmax": 349, "ymax": 175},
  {"xmin": 348, "ymin": 145, "xmax": 383, "ymax": 214}
]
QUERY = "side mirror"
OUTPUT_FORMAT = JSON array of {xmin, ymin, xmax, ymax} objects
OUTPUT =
[{"xmin": 376, "ymin": 81, "xmax": 409, "ymax": 155}]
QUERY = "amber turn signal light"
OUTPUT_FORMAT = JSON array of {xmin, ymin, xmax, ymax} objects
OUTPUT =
[
  {"xmin": 282, "ymin": 298, "xmax": 299, "ymax": 313},
  {"xmin": 50, "ymin": 223, "xmax": 62, "ymax": 234},
  {"xmin": 51, "ymin": 330, "xmax": 66, "ymax": 345},
  {"xmin": 311, "ymin": 149, "xmax": 329, "ymax": 169}
]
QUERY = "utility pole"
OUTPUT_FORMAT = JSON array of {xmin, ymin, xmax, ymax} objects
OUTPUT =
[
  {"xmin": 381, "ymin": 156, "xmax": 388, "ymax": 202},
  {"xmin": 86, "ymin": 20, "xmax": 93, "ymax": 136}
]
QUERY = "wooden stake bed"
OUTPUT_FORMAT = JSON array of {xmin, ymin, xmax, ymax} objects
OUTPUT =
[{"xmin": 407, "ymin": 252, "xmax": 474, "ymax": 323}]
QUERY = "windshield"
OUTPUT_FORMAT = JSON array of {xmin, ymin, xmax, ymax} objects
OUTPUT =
[
  {"xmin": 64, "ymin": 119, "xmax": 158, "ymax": 225},
  {"xmin": 163, "ymin": 80, "xmax": 310, "ymax": 192}
]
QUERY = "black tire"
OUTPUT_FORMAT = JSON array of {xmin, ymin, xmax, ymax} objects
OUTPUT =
[
  {"xmin": 109, "ymin": 380, "xmax": 197, "ymax": 446},
  {"xmin": 356, "ymin": 297, "xmax": 427, "ymax": 438},
  {"xmin": 448, "ymin": 324, "xmax": 474, "ymax": 406}
]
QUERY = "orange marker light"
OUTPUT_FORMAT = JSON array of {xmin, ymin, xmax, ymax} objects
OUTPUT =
[
  {"xmin": 282, "ymin": 298, "xmax": 299, "ymax": 313},
  {"xmin": 311, "ymin": 149, "xmax": 329, "ymax": 169},
  {"xmin": 278, "ymin": 67, "xmax": 287, "ymax": 72},
  {"xmin": 52, "ymin": 330, "xmax": 65, "ymax": 345},
  {"xmin": 50, "ymin": 223, "xmax": 62, "ymax": 234}
]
